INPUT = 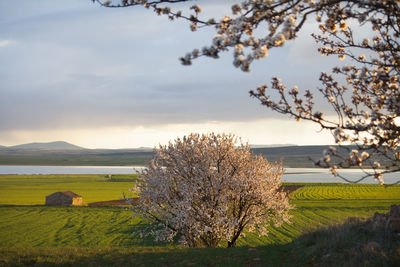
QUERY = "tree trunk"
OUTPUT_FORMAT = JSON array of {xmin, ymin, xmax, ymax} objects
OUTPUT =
[{"xmin": 227, "ymin": 233, "xmax": 240, "ymax": 247}]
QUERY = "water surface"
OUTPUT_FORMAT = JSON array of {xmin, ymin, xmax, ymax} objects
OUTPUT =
[{"xmin": 0, "ymin": 165, "xmax": 398, "ymax": 184}]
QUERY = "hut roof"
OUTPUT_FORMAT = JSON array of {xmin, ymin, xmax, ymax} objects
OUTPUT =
[
  {"xmin": 60, "ymin": 191, "xmax": 81, "ymax": 198},
  {"xmin": 47, "ymin": 191, "xmax": 81, "ymax": 198}
]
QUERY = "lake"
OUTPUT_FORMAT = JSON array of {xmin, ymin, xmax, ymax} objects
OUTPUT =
[
  {"xmin": 0, "ymin": 165, "xmax": 398, "ymax": 184},
  {"xmin": 0, "ymin": 165, "xmax": 139, "ymax": 175}
]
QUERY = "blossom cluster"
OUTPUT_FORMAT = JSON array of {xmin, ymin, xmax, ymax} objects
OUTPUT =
[
  {"xmin": 129, "ymin": 133, "xmax": 293, "ymax": 247},
  {"xmin": 246, "ymin": 1, "xmax": 400, "ymax": 183},
  {"xmin": 95, "ymin": 0, "xmax": 400, "ymax": 183}
]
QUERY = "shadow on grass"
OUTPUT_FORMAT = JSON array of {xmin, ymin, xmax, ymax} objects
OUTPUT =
[
  {"xmin": 0, "ymin": 243, "xmax": 294, "ymax": 267},
  {"xmin": 291, "ymin": 216, "xmax": 400, "ymax": 267},
  {"xmin": 117, "ymin": 223, "xmax": 174, "ymax": 248},
  {"xmin": 0, "ymin": 204, "xmax": 46, "ymax": 208}
]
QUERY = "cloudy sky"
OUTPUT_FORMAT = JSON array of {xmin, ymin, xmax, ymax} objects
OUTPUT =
[{"xmin": 0, "ymin": 0, "xmax": 338, "ymax": 148}]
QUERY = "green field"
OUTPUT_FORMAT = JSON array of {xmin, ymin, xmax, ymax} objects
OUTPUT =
[
  {"xmin": 0, "ymin": 174, "xmax": 138, "ymax": 205},
  {"xmin": 0, "ymin": 175, "xmax": 399, "ymax": 266},
  {"xmin": 291, "ymin": 183, "xmax": 400, "ymax": 200}
]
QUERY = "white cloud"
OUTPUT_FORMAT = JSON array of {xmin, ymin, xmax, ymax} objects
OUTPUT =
[{"xmin": 0, "ymin": 40, "xmax": 16, "ymax": 47}]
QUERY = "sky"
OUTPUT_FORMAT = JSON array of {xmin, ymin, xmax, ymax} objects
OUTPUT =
[{"xmin": 0, "ymin": 0, "xmax": 338, "ymax": 149}]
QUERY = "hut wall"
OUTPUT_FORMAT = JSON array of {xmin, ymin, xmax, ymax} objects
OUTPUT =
[
  {"xmin": 72, "ymin": 197, "xmax": 84, "ymax": 206},
  {"xmin": 45, "ymin": 193, "xmax": 73, "ymax": 206}
]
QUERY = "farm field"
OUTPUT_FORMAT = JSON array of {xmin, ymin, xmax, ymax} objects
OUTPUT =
[
  {"xmin": 0, "ymin": 174, "xmax": 138, "ymax": 205},
  {"xmin": 1, "ymin": 199, "xmax": 396, "ymax": 249},
  {"xmin": 0, "ymin": 175, "xmax": 399, "ymax": 266},
  {"xmin": 291, "ymin": 183, "xmax": 400, "ymax": 200}
]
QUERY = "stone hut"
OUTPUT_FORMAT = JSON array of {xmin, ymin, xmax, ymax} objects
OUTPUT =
[{"xmin": 45, "ymin": 191, "xmax": 84, "ymax": 206}]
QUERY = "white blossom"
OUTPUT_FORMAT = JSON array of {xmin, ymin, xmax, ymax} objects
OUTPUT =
[{"xmin": 130, "ymin": 133, "xmax": 293, "ymax": 247}]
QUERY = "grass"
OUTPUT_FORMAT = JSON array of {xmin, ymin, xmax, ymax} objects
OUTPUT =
[
  {"xmin": 0, "ymin": 175, "xmax": 399, "ymax": 266},
  {"xmin": 0, "ymin": 245, "xmax": 298, "ymax": 266},
  {"xmin": 1, "ymin": 200, "xmax": 394, "ymax": 249},
  {"xmin": 0, "ymin": 206, "xmax": 154, "ymax": 248},
  {"xmin": 291, "ymin": 217, "xmax": 400, "ymax": 267},
  {"xmin": 0, "ymin": 174, "xmax": 138, "ymax": 205},
  {"xmin": 292, "ymin": 183, "xmax": 400, "ymax": 200}
]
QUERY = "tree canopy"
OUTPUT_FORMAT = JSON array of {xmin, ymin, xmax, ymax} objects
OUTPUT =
[{"xmin": 129, "ymin": 133, "xmax": 292, "ymax": 247}]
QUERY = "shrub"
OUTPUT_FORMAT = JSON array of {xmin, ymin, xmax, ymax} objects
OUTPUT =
[{"xmin": 130, "ymin": 133, "xmax": 293, "ymax": 247}]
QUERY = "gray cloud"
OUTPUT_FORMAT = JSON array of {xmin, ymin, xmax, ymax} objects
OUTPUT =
[{"xmin": 0, "ymin": 0, "xmax": 337, "ymax": 135}]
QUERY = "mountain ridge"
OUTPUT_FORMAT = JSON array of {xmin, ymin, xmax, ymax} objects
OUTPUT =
[
  {"xmin": 3, "ymin": 141, "xmax": 85, "ymax": 150},
  {"xmin": 1, "ymin": 142, "xmax": 301, "ymax": 151}
]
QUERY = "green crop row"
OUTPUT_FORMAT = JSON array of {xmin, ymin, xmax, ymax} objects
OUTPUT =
[{"xmin": 291, "ymin": 183, "xmax": 400, "ymax": 200}]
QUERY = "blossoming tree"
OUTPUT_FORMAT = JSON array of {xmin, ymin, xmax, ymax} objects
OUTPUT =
[
  {"xmin": 129, "ymin": 133, "xmax": 292, "ymax": 247},
  {"xmin": 93, "ymin": 1, "xmax": 400, "ymax": 183}
]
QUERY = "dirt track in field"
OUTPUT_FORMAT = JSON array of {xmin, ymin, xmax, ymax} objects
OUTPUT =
[{"xmin": 88, "ymin": 198, "xmax": 138, "ymax": 207}]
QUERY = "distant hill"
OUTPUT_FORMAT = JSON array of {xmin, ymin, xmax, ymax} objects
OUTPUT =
[
  {"xmin": 0, "ymin": 143, "xmax": 371, "ymax": 167},
  {"xmin": 250, "ymin": 144, "xmax": 297, "ymax": 148},
  {"xmin": 7, "ymin": 141, "xmax": 85, "ymax": 150}
]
